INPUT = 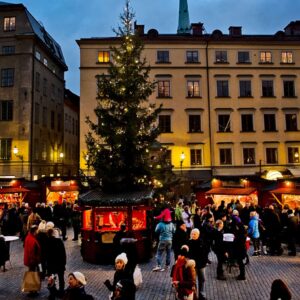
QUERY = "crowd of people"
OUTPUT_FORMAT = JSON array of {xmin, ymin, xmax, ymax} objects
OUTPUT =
[{"xmin": 152, "ymin": 196, "xmax": 298, "ymax": 300}]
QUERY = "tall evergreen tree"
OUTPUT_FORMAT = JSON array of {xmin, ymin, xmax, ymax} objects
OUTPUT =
[{"xmin": 85, "ymin": 1, "xmax": 162, "ymax": 192}]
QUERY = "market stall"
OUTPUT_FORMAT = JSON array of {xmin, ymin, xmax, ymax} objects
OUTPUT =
[
  {"xmin": 269, "ymin": 188, "xmax": 300, "ymax": 209},
  {"xmin": 205, "ymin": 187, "xmax": 258, "ymax": 207},
  {"xmin": 46, "ymin": 179, "xmax": 80, "ymax": 204},
  {"xmin": 79, "ymin": 188, "xmax": 153, "ymax": 264}
]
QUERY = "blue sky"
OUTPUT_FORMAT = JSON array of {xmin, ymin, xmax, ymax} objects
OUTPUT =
[{"xmin": 7, "ymin": 0, "xmax": 300, "ymax": 95}]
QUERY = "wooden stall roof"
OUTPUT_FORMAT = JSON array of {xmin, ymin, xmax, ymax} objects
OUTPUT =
[
  {"xmin": 270, "ymin": 188, "xmax": 300, "ymax": 195},
  {"xmin": 48, "ymin": 186, "xmax": 79, "ymax": 192},
  {"xmin": 0, "ymin": 187, "xmax": 30, "ymax": 193},
  {"xmin": 78, "ymin": 188, "xmax": 154, "ymax": 207},
  {"xmin": 205, "ymin": 187, "xmax": 256, "ymax": 195}
]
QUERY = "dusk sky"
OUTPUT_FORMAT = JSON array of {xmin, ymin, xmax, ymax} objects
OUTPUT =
[{"xmin": 6, "ymin": 0, "xmax": 300, "ymax": 95}]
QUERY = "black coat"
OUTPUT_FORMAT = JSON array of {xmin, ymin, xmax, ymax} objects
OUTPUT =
[
  {"xmin": 0, "ymin": 237, "xmax": 9, "ymax": 266},
  {"xmin": 232, "ymin": 223, "xmax": 247, "ymax": 260},
  {"xmin": 172, "ymin": 228, "xmax": 188, "ymax": 258},
  {"xmin": 47, "ymin": 236, "xmax": 66, "ymax": 273},
  {"xmin": 187, "ymin": 238, "xmax": 209, "ymax": 269}
]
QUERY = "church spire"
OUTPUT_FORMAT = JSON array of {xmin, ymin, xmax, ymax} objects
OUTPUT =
[{"xmin": 177, "ymin": 0, "xmax": 191, "ymax": 34}]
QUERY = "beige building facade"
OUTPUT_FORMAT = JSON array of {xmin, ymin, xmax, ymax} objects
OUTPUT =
[
  {"xmin": 77, "ymin": 21, "xmax": 300, "ymax": 182},
  {"xmin": 0, "ymin": 2, "xmax": 78, "ymax": 180}
]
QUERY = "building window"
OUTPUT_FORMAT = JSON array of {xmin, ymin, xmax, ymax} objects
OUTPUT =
[
  {"xmin": 219, "ymin": 148, "xmax": 232, "ymax": 165},
  {"xmin": 218, "ymin": 114, "xmax": 231, "ymax": 132},
  {"xmin": 0, "ymin": 100, "xmax": 13, "ymax": 121},
  {"xmin": 266, "ymin": 148, "xmax": 278, "ymax": 164},
  {"xmin": 0, "ymin": 138, "xmax": 12, "ymax": 160},
  {"xmin": 3, "ymin": 17, "xmax": 15, "ymax": 32},
  {"xmin": 241, "ymin": 114, "xmax": 254, "ymax": 132},
  {"xmin": 43, "ymin": 58, "xmax": 48, "ymax": 67},
  {"xmin": 34, "ymin": 103, "xmax": 40, "ymax": 125},
  {"xmin": 281, "ymin": 51, "xmax": 293, "ymax": 64},
  {"xmin": 51, "ymin": 111, "xmax": 55, "ymax": 130},
  {"xmin": 189, "ymin": 115, "xmax": 201, "ymax": 132},
  {"xmin": 43, "ymin": 78, "xmax": 47, "ymax": 96},
  {"xmin": 217, "ymin": 80, "xmax": 229, "ymax": 97},
  {"xmin": 2, "ymin": 46, "xmax": 15, "ymax": 54},
  {"xmin": 1, "ymin": 68, "xmax": 14, "ymax": 87},
  {"xmin": 260, "ymin": 51, "xmax": 272, "ymax": 63},
  {"xmin": 57, "ymin": 113, "xmax": 62, "ymax": 132},
  {"xmin": 51, "ymin": 83, "xmax": 55, "ymax": 100},
  {"xmin": 158, "ymin": 80, "xmax": 170, "ymax": 97},
  {"xmin": 285, "ymin": 113, "xmax": 298, "ymax": 131},
  {"xmin": 187, "ymin": 80, "xmax": 200, "ymax": 97},
  {"xmin": 288, "ymin": 147, "xmax": 299, "ymax": 163},
  {"xmin": 158, "ymin": 115, "xmax": 171, "ymax": 133},
  {"xmin": 264, "ymin": 114, "xmax": 276, "ymax": 131},
  {"xmin": 157, "ymin": 50, "xmax": 169, "ymax": 63},
  {"xmin": 283, "ymin": 80, "xmax": 295, "ymax": 97},
  {"xmin": 243, "ymin": 148, "xmax": 255, "ymax": 164},
  {"xmin": 35, "ymin": 51, "xmax": 41, "ymax": 60},
  {"xmin": 42, "ymin": 107, "xmax": 47, "ymax": 127},
  {"xmin": 98, "ymin": 51, "xmax": 110, "ymax": 63},
  {"xmin": 215, "ymin": 51, "xmax": 227, "ymax": 63},
  {"xmin": 237, "ymin": 51, "xmax": 250, "ymax": 63},
  {"xmin": 262, "ymin": 80, "xmax": 274, "ymax": 97},
  {"xmin": 186, "ymin": 51, "xmax": 198, "ymax": 63},
  {"xmin": 190, "ymin": 149, "xmax": 202, "ymax": 165},
  {"xmin": 239, "ymin": 80, "xmax": 252, "ymax": 97},
  {"xmin": 35, "ymin": 72, "xmax": 40, "ymax": 91}
]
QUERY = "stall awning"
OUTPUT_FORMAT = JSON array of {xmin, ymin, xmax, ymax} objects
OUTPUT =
[
  {"xmin": 205, "ymin": 187, "xmax": 256, "ymax": 195},
  {"xmin": 48, "ymin": 186, "xmax": 79, "ymax": 192},
  {"xmin": 79, "ymin": 188, "xmax": 154, "ymax": 207},
  {"xmin": 0, "ymin": 187, "xmax": 29, "ymax": 194},
  {"xmin": 270, "ymin": 188, "xmax": 300, "ymax": 195}
]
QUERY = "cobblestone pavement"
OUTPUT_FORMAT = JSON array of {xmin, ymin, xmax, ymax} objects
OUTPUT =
[{"xmin": 0, "ymin": 231, "xmax": 299, "ymax": 300}]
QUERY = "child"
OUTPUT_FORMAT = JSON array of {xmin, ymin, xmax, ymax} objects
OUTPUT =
[{"xmin": 104, "ymin": 253, "xmax": 135, "ymax": 299}]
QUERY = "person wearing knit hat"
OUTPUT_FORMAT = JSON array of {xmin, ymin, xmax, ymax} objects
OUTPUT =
[
  {"xmin": 48, "ymin": 271, "xmax": 93, "ymax": 299},
  {"xmin": 104, "ymin": 252, "xmax": 134, "ymax": 298}
]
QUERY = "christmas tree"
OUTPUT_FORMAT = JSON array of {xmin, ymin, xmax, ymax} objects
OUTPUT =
[{"xmin": 85, "ymin": 1, "xmax": 162, "ymax": 193}]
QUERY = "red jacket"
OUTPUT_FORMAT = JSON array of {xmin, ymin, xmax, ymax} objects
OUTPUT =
[{"xmin": 24, "ymin": 233, "xmax": 41, "ymax": 268}]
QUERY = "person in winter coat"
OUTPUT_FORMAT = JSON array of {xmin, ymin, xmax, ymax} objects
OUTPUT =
[
  {"xmin": 286, "ymin": 209, "xmax": 298, "ymax": 256},
  {"xmin": 172, "ymin": 245, "xmax": 197, "ymax": 300},
  {"xmin": 0, "ymin": 236, "xmax": 9, "ymax": 271},
  {"xmin": 48, "ymin": 271, "xmax": 93, "ymax": 300},
  {"xmin": 232, "ymin": 221, "xmax": 247, "ymax": 280},
  {"xmin": 27, "ymin": 208, "xmax": 42, "ymax": 231},
  {"xmin": 152, "ymin": 218, "xmax": 175, "ymax": 272},
  {"xmin": 71, "ymin": 203, "xmax": 81, "ymax": 241},
  {"xmin": 24, "ymin": 225, "xmax": 41, "ymax": 271},
  {"xmin": 47, "ymin": 228, "xmax": 67, "ymax": 297},
  {"xmin": 111, "ymin": 279, "xmax": 136, "ymax": 300},
  {"xmin": 248, "ymin": 211, "xmax": 260, "ymax": 256},
  {"xmin": 104, "ymin": 253, "xmax": 135, "ymax": 299},
  {"xmin": 187, "ymin": 228, "xmax": 210, "ymax": 300},
  {"xmin": 212, "ymin": 220, "xmax": 228, "ymax": 280},
  {"xmin": 172, "ymin": 220, "xmax": 188, "ymax": 260},
  {"xmin": 36, "ymin": 220, "xmax": 49, "ymax": 278}
]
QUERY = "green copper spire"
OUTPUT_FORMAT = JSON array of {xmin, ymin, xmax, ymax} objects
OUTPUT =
[{"xmin": 177, "ymin": 0, "xmax": 191, "ymax": 34}]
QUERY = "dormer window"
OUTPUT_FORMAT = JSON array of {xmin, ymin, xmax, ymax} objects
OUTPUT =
[{"xmin": 4, "ymin": 17, "xmax": 15, "ymax": 32}]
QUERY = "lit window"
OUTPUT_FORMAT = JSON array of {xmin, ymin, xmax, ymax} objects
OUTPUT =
[
  {"xmin": 288, "ymin": 147, "xmax": 299, "ymax": 163},
  {"xmin": 4, "ymin": 17, "xmax": 15, "ymax": 32},
  {"xmin": 281, "ymin": 51, "xmax": 293, "ymax": 64},
  {"xmin": 98, "ymin": 51, "xmax": 110, "ymax": 63},
  {"xmin": 260, "ymin": 51, "xmax": 272, "ymax": 63},
  {"xmin": 187, "ymin": 80, "xmax": 200, "ymax": 97},
  {"xmin": 158, "ymin": 80, "xmax": 170, "ymax": 97},
  {"xmin": 190, "ymin": 149, "xmax": 202, "ymax": 165}
]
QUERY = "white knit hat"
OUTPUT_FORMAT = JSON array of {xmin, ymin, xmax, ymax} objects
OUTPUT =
[
  {"xmin": 46, "ymin": 221, "xmax": 55, "ymax": 230},
  {"xmin": 72, "ymin": 272, "xmax": 87, "ymax": 285},
  {"xmin": 115, "ymin": 252, "xmax": 128, "ymax": 265}
]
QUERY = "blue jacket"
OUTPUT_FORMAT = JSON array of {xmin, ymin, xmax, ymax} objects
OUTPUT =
[
  {"xmin": 155, "ymin": 221, "xmax": 175, "ymax": 241},
  {"xmin": 248, "ymin": 215, "xmax": 260, "ymax": 239}
]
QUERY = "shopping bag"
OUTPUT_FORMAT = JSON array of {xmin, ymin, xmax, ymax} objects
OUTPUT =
[
  {"xmin": 21, "ymin": 271, "xmax": 41, "ymax": 292},
  {"xmin": 133, "ymin": 264, "xmax": 143, "ymax": 288}
]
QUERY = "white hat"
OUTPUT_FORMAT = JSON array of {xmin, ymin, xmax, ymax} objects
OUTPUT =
[
  {"xmin": 115, "ymin": 252, "xmax": 128, "ymax": 265},
  {"xmin": 232, "ymin": 210, "xmax": 239, "ymax": 216},
  {"xmin": 46, "ymin": 221, "xmax": 55, "ymax": 230},
  {"xmin": 72, "ymin": 272, "xmax": 87, "ymax": 285}
]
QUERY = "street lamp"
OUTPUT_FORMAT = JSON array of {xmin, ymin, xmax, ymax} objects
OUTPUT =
[
  {"xmin": 180, "ymin": 152, "xmax": 185, "ymax": 175},
  {"xmin": 13, "ymin": 146, "xmax": 24, "ymax": 177}
]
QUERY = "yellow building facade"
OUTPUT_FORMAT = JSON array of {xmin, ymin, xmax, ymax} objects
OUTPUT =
[{"xmin": 77, "ymin": 21, "xmax": 300, "ymax": 182}]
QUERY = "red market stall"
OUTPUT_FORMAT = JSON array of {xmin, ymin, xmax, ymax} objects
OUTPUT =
[
  {"xmin": 270, "ymin": 188, "xmax": 300, "ymax": 209},
  {"xmin": 205, "ymin": 187, "xmax": 258, "ymax": 207},
  {"xmin": 46, "ymin": 179, "xmax": 80, "ymax": 204},
  {"xmin": 79, "ymin": 188, "xmax": 153, "ymax": 264},
  {"xmin": 0, "ymin": 179, "xmax": 29, "ymax": 206}
]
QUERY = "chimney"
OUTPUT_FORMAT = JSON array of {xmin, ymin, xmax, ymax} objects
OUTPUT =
[
  {"xmin": 134, "ymin": 21, "xmax": 144, "ymax": 36},
  {"xmin": 191, "ymin": 23, "xmax": 204, "ymax": 36},
  {"xmin": 229, "ymin": 26, "xmax": 242, "ymax": 36}
]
